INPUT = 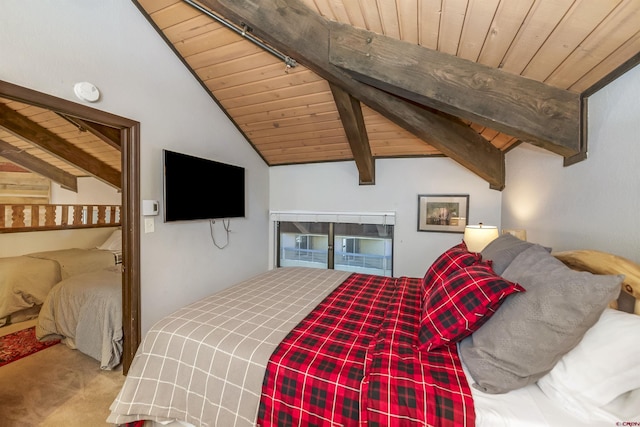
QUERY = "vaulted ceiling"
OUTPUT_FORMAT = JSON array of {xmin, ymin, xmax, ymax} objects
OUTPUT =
[
  {"xmin": 0, "ymin": 93, "xmax": 122, "ymax": 193},
  {"xmin": 1, "ymin": 0, "xmax": 639, "ymax": 191}
]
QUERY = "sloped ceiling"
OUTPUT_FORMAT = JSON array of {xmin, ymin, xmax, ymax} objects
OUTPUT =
[
  {"xmin": 1, "ymin": 0, "xmax": 639, "ymax": 192},
  {"xmin": 0, "ymin": 95, "xmax": 121, "ymax": 192},
  {"xmin": 133, "ymin": 0, "xmax": 640, "ymax": 189}
]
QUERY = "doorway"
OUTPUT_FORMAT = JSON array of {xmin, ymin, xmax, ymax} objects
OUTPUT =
[{"xmin": 0, "ymin": 80, "xmax": 141, "ymax": 374}]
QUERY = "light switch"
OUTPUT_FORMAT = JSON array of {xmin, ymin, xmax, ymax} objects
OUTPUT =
[{"xmin": 144, "ymin": 217, "xmax": 155, "ymax": 233}]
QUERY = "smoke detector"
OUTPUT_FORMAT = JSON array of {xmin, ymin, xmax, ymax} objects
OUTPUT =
[{"xmin": 73, "ymin": 82, "xmax": 100, "ymax": 103}]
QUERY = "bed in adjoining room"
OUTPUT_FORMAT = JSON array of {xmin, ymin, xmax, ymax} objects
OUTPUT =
[
  {"xmin": 0, "ymin": 203, "xmax": 123, "ymax": 329},
  {"xmin": 107, "ymin": 234, "xmax": 640, "ymax": 426},
  {"xmin": 0, "ymin": 244, "xmax": 121, "ymax": 327},
  {"xmin": 36, "ymin": 264, "xmax": 123, "ymax": 370}
]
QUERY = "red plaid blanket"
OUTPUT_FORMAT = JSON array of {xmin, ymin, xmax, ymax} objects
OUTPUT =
[{"xmin": 257, "ymin": 273, "xmax": 475, "ymax": 426}]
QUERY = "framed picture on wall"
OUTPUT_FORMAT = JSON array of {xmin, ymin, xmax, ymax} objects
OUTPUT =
[{"xmin": 417, "ymin": 194, "xmax": 469, "ymax": 233}]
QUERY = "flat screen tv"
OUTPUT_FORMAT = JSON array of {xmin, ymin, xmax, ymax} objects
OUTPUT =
[{"xmin": 163, "ymin": 149, "xmax": 245, "ymax": 222}]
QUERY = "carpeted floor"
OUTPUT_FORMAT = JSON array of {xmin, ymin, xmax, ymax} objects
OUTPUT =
[{"xmin": 0, "ymin": 324, "xmax": 125, "ymax": 427}]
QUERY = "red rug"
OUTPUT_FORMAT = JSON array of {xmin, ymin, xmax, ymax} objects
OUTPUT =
[{"xmin": 0, "ymin": 327, "xmax": 60, "ymax": 367}]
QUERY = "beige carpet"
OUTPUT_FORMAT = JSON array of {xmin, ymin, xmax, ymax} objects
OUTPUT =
[{"xmin": 0, "ymin": 333, "xmax": 125, "ymax": 427}]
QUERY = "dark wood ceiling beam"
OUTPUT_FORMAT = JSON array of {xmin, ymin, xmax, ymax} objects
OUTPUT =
[
  {"xmin": 198, "ymin": 0, "xmax": 505, "ymax": 189},
  {"xmin": 329, "ymin": 82, "xmax": 375, "ymax": 185},
  {"xmin": 0, "ymin": 103, "xmax": 120, "ymax": 189},
  {"xmin": 327, "ymin": 21, "xmax": 581, "ymax": 158},
  {"xmin": 0, "ymin": 139, "xmax": 78, "ymax": 192},
  {"xmin": 401, "ymin": 107, "xmax": 505, "ymax": 190},
  {"xmin": 60, "ymin": 114, "xmax": 122, "ymax": 150}
]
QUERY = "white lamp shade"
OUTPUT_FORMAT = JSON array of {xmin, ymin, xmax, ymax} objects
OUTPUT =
[{"xmin": 464, "ymin": 225, "xmax": 499, "ymax": 252}]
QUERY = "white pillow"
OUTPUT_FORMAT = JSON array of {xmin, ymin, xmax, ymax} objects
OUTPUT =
[
  {"xmin": 537, "ymin": 308, "xmax": 640, "ymax": 416},
  {"xmin": 97, "ymin": 229, "xmax": 122, "ymax": 251}
]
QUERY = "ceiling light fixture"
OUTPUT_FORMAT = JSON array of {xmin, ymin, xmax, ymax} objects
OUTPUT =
[{"xmin": 182, "ymin": 0, "xmax": 297, "ymax": 71}]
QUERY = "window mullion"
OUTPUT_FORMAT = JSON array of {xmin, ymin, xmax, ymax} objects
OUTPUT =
[
  {"xmin": 328, "ymin": 222, "xmax": 335, "ymax": 269},
  {"xmin": 276, "ymin": 221, "xmax": 281, "ymax": 268}
]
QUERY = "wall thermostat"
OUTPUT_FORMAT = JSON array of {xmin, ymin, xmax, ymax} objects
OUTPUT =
[{"xmin": 142, "ymin": 200, "xmax": 159, "ymax": 216}]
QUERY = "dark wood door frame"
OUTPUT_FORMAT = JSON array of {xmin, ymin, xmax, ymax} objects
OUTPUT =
[{"xmin": 0, "ymin": 80, "xmax": 141, "ymax": 374}]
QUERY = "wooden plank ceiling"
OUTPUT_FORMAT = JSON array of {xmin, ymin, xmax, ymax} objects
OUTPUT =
[
  {"xmin": 134, "ymin": 0, "xmax": 640, "ymax": 189},
  {"xmin": 1, "ymin": 0, "xmax": 639, "ymax": 191},
  {"xmin": 0, "ymin": 96, "xmax": 121, "ymax": 192}
]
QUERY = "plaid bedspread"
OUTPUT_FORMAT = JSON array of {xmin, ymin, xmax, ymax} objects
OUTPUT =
[
  {"xmin": 258, "ymin": 273, "xmax": 475, "ymax": 426},
  {"xmin": 107, "ymin": 267, "xmax": 353, "ymax": 427}
]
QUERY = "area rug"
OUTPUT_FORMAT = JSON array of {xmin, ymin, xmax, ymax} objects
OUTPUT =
[{"xmin": 0, "ymin": 326, "xmax": 59, "ymax": 367}]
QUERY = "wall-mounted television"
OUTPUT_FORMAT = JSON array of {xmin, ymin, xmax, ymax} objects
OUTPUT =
[{"xmin": 163, "ymin": 149, "xmax": 245, "ymax": 222}]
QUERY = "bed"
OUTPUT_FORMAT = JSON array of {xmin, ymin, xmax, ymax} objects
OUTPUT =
[
  {"xmin": 36, "ymin": 265, "xmax": 123, "ymax": 370},
  {"xmin": 107, "ymin": 235, "xmax": 640, "ymax": 426},
  {"xmin": 0, "ymin": 247, "xmax": 121, "ymax": 326}
]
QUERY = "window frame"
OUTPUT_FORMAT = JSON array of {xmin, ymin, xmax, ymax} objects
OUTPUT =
[{"xmin": 276, "ymin": 220, "xmax": 394, "ymax": 276}]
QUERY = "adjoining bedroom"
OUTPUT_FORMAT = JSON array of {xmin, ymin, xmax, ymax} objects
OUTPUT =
[
  {"xmin": 0, "ymin": 169, "xmax": 125, "ymax": 360},
  {"xmin": 1, "ymin": 0, "xmax": 640, "ymax": 426}
]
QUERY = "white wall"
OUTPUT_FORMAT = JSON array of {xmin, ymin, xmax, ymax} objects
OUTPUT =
[
  {"xmin": 0, "ymin": 228, "xmax": 119, "ymax": 257},
  {"xmin": 502, "ymin": 64, "xmax": 640, "ymax": 263},
  {"xmin": 1, "ymin": 0, "xmax": 270, "ymax": 332},
  {"xmin": 269, "ymin": 158, "xmax": 502, "ymax": 278},
  {"xmin": 51, "ymin": 177, "xmax": 121, "ymax": 205}
]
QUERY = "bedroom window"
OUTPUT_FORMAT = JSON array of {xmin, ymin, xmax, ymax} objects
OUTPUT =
[
  {"xmin": 276, "ymin": 220, "xmax": 394, "ymax": 276},
  {"xmin": 334, "ymin": 223, "xmax": 393, "ymax": 276},
  {"xmin": 278, "ymin": 222, "xmax": 330, "ymax": 268}
]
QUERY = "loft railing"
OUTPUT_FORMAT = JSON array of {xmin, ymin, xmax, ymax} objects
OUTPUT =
[
  {"xmin": 0, "ymin": 204, "xmax": 121, "ymax": 233},
  {"xmin": 280, "ymin": 247, "xmax": 392, "ymax": 271}
]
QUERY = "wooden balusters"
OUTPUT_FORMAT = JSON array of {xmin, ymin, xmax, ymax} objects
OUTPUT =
[
  {"xmin": 61, "ymin": 205, "xmax": 69, "ymax": 226},
  {"xmin": 31, "ymin": 205, "xmax": 39, "ymax": 227},
  {"xmin": 0, "ymin": 203, "xmax": 120, "ymax": 232},
  {"xmin": 45, "ymin": 205, "xmax": 57, "ymax": 227},
  {"xmin": 11, "ymin": 205, "xmax": 25, "ymax": 227},
  {"xmin": 72, "ymin": 205, "xmax": 83, "ymax": 226},
  {"xmin": 97, "ymin": 205, "xmax": 106, "ymax": 225}
]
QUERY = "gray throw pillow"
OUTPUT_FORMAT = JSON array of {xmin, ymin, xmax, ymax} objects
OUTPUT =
[
  {"xmin": 480, "ymin": 233, "xmax": 537, "ymax": 275},
  {"xmin": 459, "ymin": 244, "xmax": 623, "ymax": 394}
]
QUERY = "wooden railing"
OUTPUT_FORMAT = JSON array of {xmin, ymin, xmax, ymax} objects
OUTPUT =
[{"xmin": 0, "ymin": 204, "xmax": 121, "ymax": 233}]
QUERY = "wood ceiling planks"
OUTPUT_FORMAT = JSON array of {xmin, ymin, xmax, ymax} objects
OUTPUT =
[
  {"xmin": 554, "ymin": 2, "xmax": 640, "ymax": 91},
  {"xmin": 438, "ymin": 0, "xmax": 469, "ymax": 55},
  {"xmin": 522, "ymin": 0, "xmax": 623, "ymax": 83},
  {"xmin": 129, "ymin": 0, "xmax": 640, "ymax": 186},
  {"xmin": 418, "ymin": 0, "xmax": 442, "ymax": 49},
  {"xmin": 0, "ymin": 98, "xmax": 121, "ymax": 177},
  {"xmin": 457, "ymin": 0, "xmax": 500, "ymax": 62},
  {"xmin": 141, "ymin": 0, "xmax": 452, "ymax": 168}
]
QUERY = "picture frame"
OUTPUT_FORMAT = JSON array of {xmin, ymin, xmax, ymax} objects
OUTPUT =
[{"xmin": 417, "ymin": 194, "xmax": 469, "ymax": 233}]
